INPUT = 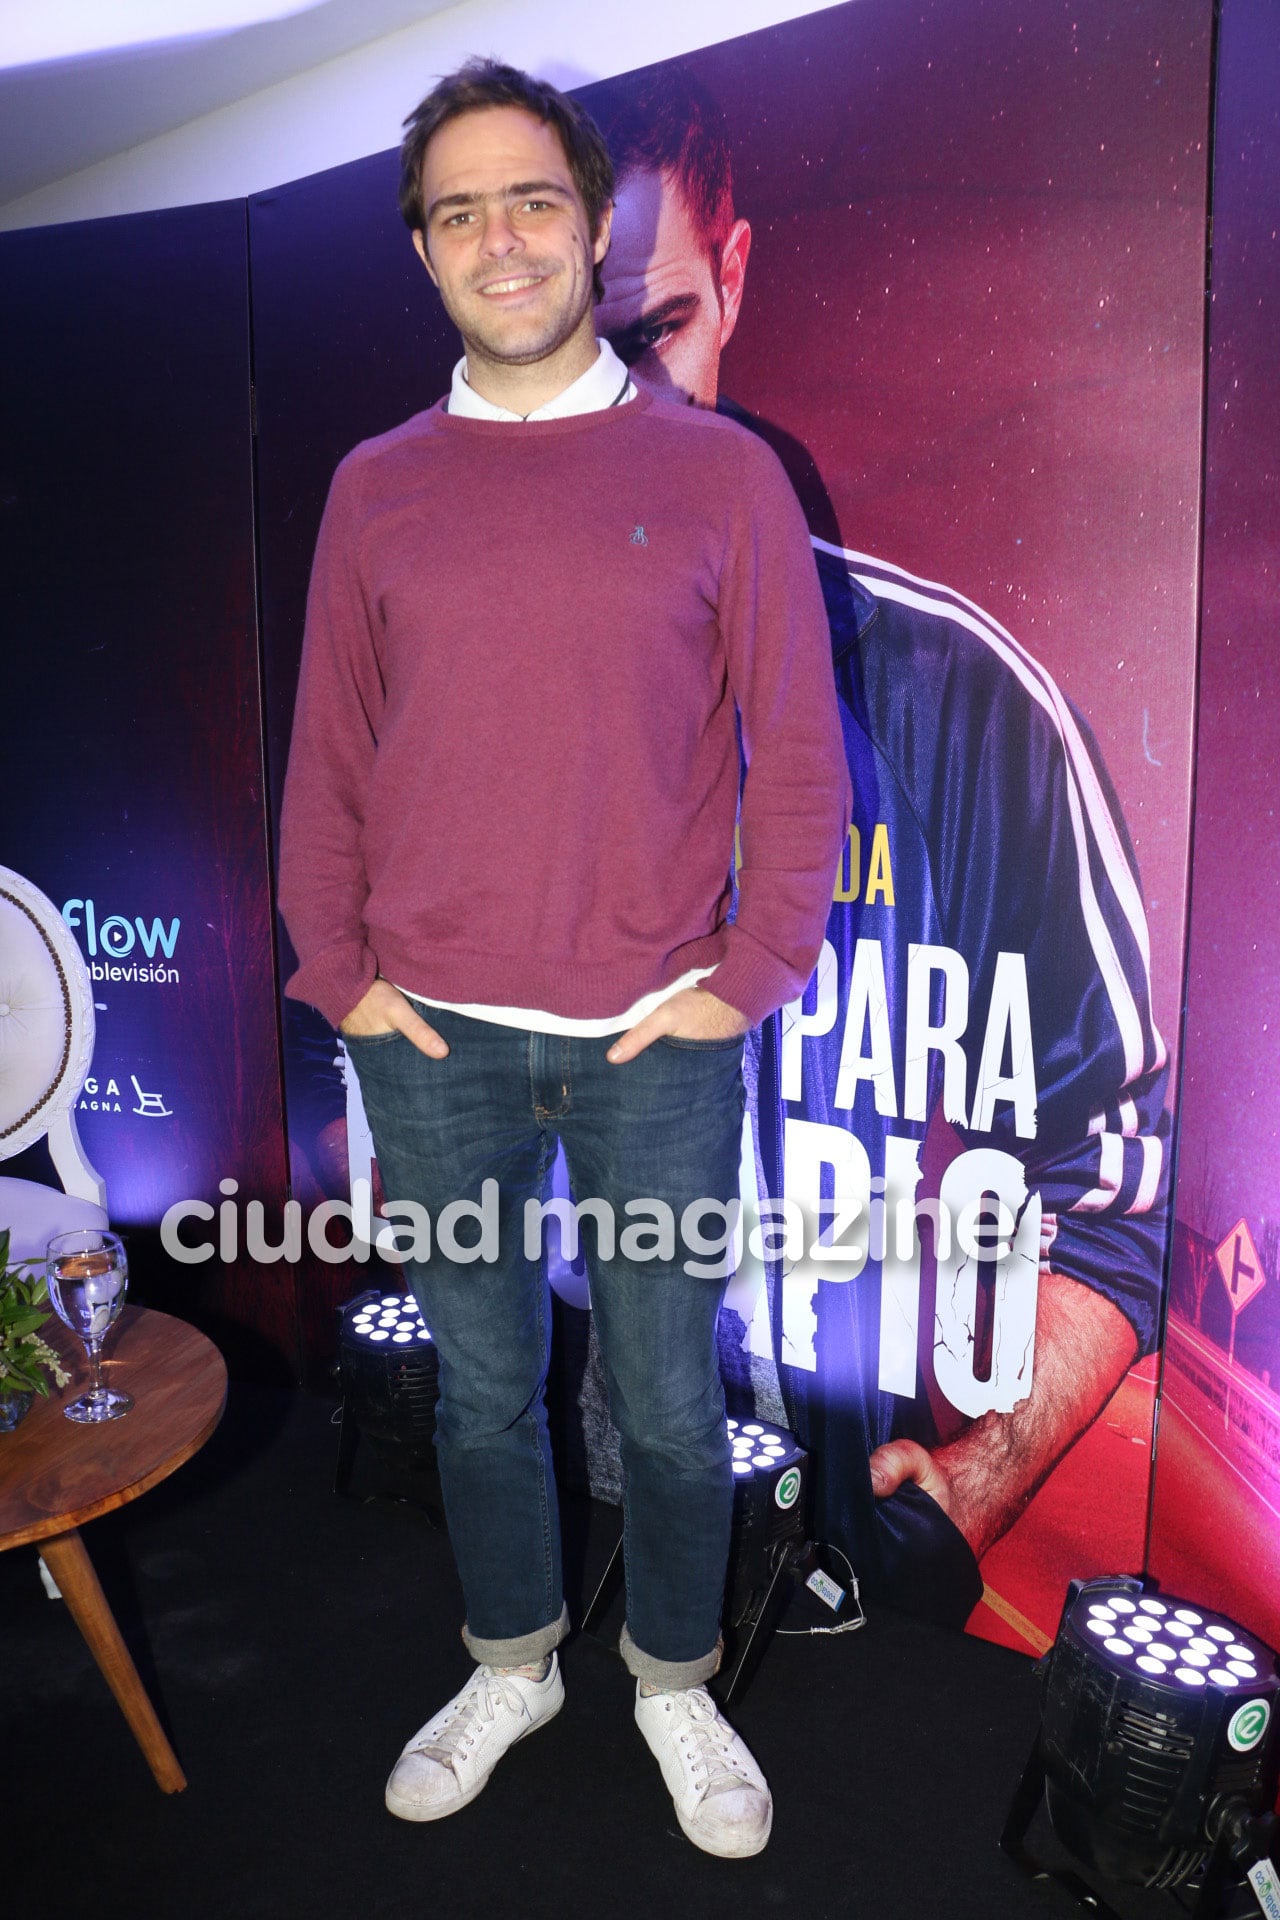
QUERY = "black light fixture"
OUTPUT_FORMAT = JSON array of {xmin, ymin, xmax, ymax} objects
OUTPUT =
[
  {"xmin": 582, "ymin": 1417, "xmax": 854, "ymax": 1700},
  {"xmin": 334, "ymin": 1289, "xmax": 441, "ymax": 1514},
  {"xmin": 722, "ymin": 1416, "xmax": 808, "ymax": 1631},
  {"xmin": 1003, "ymin": 1574, "xmax": 1280, "ymax": 1918}
]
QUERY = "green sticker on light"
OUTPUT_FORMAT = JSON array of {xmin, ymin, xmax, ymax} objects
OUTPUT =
[
  {"xmin": 1228, "ymin": 1699, "xmax": 1270, "ymax": 1753},
  {"xmin": 775, "ymin": 1468, "xmax": 801, "ymax": 1510}
]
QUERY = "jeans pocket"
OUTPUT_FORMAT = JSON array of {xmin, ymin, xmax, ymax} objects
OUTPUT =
[
  {"xmin": 656, "ymin": 1032, "xmax": 746, "ymax": 1052},
  {"xmin": 341, "ymin": 1028, "xmax": 404, "ymax": 1047}
]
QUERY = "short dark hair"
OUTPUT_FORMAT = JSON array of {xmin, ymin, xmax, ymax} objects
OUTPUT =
[
  {"xmin": 399, "ymin": 58, "xmax": 615, "ymax": 299},
  {"xmin": 586, "ymin": 65, "xmax": 735, "ymax": 263}
]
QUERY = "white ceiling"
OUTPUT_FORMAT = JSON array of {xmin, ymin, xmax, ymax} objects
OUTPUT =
[{"xmin": 0, "ymin": 0, "xmax": 455, "ymax": 205}]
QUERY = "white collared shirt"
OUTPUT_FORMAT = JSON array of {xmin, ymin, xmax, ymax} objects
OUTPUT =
[
  {"xmin": 400, "ymin": 338, "xmax": 714, "ymax": 1036},
  {"xmin": 448, "ymin": 336, "xmax": 636, "ymax": 421}
]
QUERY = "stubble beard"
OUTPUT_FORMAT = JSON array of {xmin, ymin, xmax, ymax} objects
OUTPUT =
[{"xmin": 452, "ymin": 259, "xmax": 596, "ymax": 373}]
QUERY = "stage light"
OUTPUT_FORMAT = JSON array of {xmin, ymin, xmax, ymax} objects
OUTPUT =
[
  {"xmin": 1003, "ymin": 1575, "xmax": 1280, "ymax": 1916},
  {"xmin": 334, "ymin": 1289, "xmax": 441, "ymax": 1512},
  {"xmin": 721, "ymin": 1419, "xmax": 807, "ymax": 1635},
  {"xmin": 583, "ymin": 1413, "xmax": 856, "ymax": 1703}
]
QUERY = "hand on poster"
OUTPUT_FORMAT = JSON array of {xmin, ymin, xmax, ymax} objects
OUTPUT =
[
  {"xmin": 340, "ymin": 980, "xmax": 448, "ymax": 1058},
  {"xmin": 868, "ymin": 1272, "xmax": 1139, "ymax": 1563}
]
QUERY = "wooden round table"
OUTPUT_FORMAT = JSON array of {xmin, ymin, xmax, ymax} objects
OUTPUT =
[{"xmin": 0, "ymin": 1305, "xmax": 227, "ymax": 1791}]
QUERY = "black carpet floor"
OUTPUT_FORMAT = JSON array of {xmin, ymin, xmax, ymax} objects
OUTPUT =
[{"xmin": 1, "ymin": 1383, "xmax": 1185, "ymax": 1920}]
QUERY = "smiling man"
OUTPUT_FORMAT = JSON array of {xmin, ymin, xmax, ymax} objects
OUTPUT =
[
  {"xmin": 408, "ymin": 103, "xmax": 609, "ymax": 400},
  {"xmin": 277, "ymin": 60, "xmax": 850, "ymax": 1857}
]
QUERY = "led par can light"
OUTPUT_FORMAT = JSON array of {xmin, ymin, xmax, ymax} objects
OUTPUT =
[
  {"xmin": 1036, "ymin": 1575, "xmax": 1280, "ymax": 1891},
  {"xmin": 577, "ymin": 1415, "xmax": 816, "ymax": 1706},
  {"xmin": 336, "ymin": 1290, "xmax": 441, "ymax": 1486},
  {"xmin": 722, "ymin": 1418, "xmax": 808, "ymax": 1631}
]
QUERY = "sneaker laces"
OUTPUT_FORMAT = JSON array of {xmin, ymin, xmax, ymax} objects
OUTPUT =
[
  {"xmin": 410, "ymin": 1670, "xmax": 529, "ymax": 1771},
  {"xmin": 669, "ymin": 1688, "xmax": 755, "ymax": 1800}
]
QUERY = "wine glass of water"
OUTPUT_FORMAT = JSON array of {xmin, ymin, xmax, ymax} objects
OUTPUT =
[{"xmin": 46, "ymin": 1229, "xmax": 134, "ymax": 1423}]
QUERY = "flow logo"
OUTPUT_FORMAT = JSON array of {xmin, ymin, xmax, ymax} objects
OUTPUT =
[
  {"xmin": 630, "ymin": 525, "xmax": 648, "ymax": 546},
  {"xmin": 63, "ymin": 897, "xmax": 182, "ymax": 985},
  {"xmin": 63, "ymin": 898, "xmax": 180, "ymax": 960}
]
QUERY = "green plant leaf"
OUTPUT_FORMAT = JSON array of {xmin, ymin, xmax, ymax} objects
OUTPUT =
[
  {"xmin": 0, "ymin": 1233, "xmax": 68, "ymax": 1395},
  {"xmin": 3, "ymin": 1307, "xmax": 48, "ymax": 1339}
]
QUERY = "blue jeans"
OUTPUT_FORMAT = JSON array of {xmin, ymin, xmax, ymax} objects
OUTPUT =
[{"xmin": 345, "ymin": 1006, "xmax": 745, "ymax": 1687}]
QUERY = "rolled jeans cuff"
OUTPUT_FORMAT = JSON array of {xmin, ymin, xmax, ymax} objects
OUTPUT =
[
  {"xmin": 619, "ymin": 1621, "xmax": 723, "ymax": 1689},
  {"xmin": 461, "ymin": 1602, "xmax": 569, "ymax": 1669}
]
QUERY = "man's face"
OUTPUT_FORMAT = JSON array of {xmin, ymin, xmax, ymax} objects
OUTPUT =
[
  {"xmin": 413, "ymin": 105, "xmax": 610, "ymax": 371},
  {"xmin": 597, "ymin": 166, "xmax": 751, "ymax": 407}
]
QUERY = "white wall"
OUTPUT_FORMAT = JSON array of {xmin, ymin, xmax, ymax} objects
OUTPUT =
[{"xmin": 0, "ymin": 0, "xmax": 840, "ymax": 232}]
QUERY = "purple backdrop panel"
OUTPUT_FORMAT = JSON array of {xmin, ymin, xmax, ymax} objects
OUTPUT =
[
  {"xmin": 582, "ymin": 0, "xmax": 1207, "ymax": 1648},
  {"xmin": 249, "ymin": 0, "xmax": 1208, "ymax": 1621},
  {"xmin": 250, "ymin": 153, "xmax": 460, "ymax": 1369},
  {"xmin": 1146, "ymin": 0, "xmax": 1280, "ymax": 1649},
  {"xmin": 598, "ymin": 0, "xmax": 1208, "ymax": 1044},
  {"xmin": 0, "ymin": 203, "xmax": 293, "ymax": 1371}
]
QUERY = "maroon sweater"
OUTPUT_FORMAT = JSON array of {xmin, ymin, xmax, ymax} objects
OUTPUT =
[{"xmin": 278, "ymin": 388, "xmax": 851, "ymax": 1030}]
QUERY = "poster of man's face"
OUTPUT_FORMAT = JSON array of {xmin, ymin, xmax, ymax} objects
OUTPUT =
[
  {"xmin": 583, "ymin": 11, "xmax": 1204, "ymax": 1046},
  {"xmin": 576, "ymin": 2, "xmax": 1206, "ymax": 1647},
  {"xmin": 597, "ymin": 163, "xmax": 750, "ymax": 408}
]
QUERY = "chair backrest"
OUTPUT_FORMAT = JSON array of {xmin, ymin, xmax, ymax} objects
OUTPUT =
[{"xmin": 0, "ymin": 865, "xmax": 105, "ymax": 1204}]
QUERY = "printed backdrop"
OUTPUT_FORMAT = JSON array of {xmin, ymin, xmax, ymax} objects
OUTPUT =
[
  {"xmin": 579, "ymin": 1, "xmax": 1208, "ymax": 1649},
  {"xmin": 252, "ymin": 0, "xmax": 1210, "ymax": 1649},
  {"xmin": 9, "ymin": 0, "xmax": 1263, "ymax": 1656},
  {"xmin": 0, "ymin": 203, "xmax": 294, "ymax": 1373}
]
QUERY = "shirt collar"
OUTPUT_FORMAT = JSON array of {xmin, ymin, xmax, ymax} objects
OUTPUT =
[{"xmin": 448, "ymin": 337, "xmax": 635, "ymax": 422}]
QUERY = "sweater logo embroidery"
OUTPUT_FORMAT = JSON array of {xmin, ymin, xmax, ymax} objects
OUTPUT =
[{"xmin": 629, "ymin": 525, "xmax": 648, "ymax": 546}]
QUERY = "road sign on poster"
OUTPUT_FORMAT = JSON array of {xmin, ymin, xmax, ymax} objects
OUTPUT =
[{"xmin": 1216, "ymin": 1218, "xmax": 1266, "ymax": 1316}]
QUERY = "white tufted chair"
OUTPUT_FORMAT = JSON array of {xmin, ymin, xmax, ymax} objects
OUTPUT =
[{"xmin": 0, "ymin": 865, "xmax": 108, "ymax": 1265}]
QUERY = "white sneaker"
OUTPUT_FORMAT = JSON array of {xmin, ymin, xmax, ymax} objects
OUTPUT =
[
  {"xmin": 634, "ymin": 1683, "xmax": 773, "ymax": 1858},
  {"xmin": 384, "ymin": 1655, "xmax": 564, "ymax": 1821}
]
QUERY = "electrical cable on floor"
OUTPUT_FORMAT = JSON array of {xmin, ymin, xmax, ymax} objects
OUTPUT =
[{"xmin": 777, "ymin": 1543, "xmax": 867, "ymax": 1636}]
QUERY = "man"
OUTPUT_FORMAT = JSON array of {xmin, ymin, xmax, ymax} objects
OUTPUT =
[
  {"xmin": 278, "ymin": 60, "xmax": 850, "ymax": 1856},
  {"xmin": 590, "ymin": 67, "xmax": 1171, "ymax": 1625}
]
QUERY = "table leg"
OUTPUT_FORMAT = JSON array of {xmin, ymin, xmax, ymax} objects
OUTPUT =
[{"xmin": 39, "ymin": 1528, "xmax": 187, "ymax": 1793}]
